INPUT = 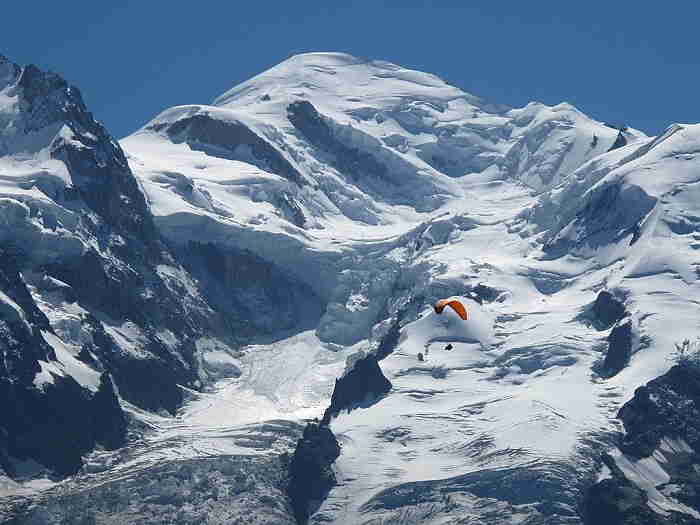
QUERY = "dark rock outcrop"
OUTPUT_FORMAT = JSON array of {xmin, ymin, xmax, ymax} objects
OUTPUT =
[
  {"xmin": 288, "ymin": 422, "xmax": 341, "ymax": 524},
  {"xmin": 321, "ymin": 353, "xmax": 392, "ymax": 425},
  {"xmin": 608, "ymin": 129, "xmax": 629, "ymax": 152},
  {"xmin": 593, "ymin": 290, "xmax": 626, "ymax": 329},
  {"xmin": 582, "ymin": 476, "xmax": 663, "ymax": 525},
  {"xmin": 0, "ymin": 255, "xmax": 122, "ymax": 476},
  {"xmin": 43, "ymin": 246, "xmax": 205, "ymax": 414},
  {"xmin": 582, "ymin": 365, "xmax": 700, "ymax": 524},
  {"xmin": 0, "ymin": 333, "xmax": 127, "ymax": 477},
  {"xmin": 78, "ymin": 312, "xmax": 195, "ymax": 415},
  {"xmin": 618, "ymin": 364, "xmax": 700, "ymax": 458},
  {"xmin": 285, "ymin": 317, "xmax": 399, "ymax": 522},
  {"xmin": 603, "ymin": 319, "xmax": 633, "ymax": 376},
  {"xmin": 289, "ymin": 350, "xmax": 391, "ymax": 522},
  {"xmin": 10, "ymin": 60, "xmax": 155, "ymax": 240},
  {"xmin": 90, "ymin": 373, "xmax": 128, "ymax": 450},
  {"xmin": 375, "ymin": 318, "xmax": 401, "ymax": 361}
]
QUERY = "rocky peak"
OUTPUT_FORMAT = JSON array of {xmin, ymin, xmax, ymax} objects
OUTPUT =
[
  {"xmin": 0, "ymin": 57, "xmax": 150, "ymax": 236},
  {"xmin": 288, "ymin": 421, "xmax": 341, "ymax": 524},
  {"xmin": 0, "ymin": 54, "xmax": 20, "ymax": 89}
]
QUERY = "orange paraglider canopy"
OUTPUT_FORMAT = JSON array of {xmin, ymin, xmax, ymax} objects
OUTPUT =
[{"xmin": 434, "ymin": 297, "xmax": 469, "ymax": 320}]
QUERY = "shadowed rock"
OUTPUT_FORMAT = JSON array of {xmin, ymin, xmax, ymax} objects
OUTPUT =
[
  {"xmin": 583, "ymin": 366, "xmax": 700, "ymax": 524},
  {"xmin": 0, "ymin": 254, "xmax": 126, "ymax": 476},
  {"xmin": 91, "ymin": 373, "xmax": 128, "ymax": 450},
  {"xmin": 619, "ymin": 365, "xmax": 700, "ymax": 458},
  {"xmin": 288, "ymin": 422, "xmax": 341, "ymax": 524},
  {"xmin": 593, "ymin": 290, "xmax": 626, "ymax": 329},
  {"xmin": 321, "ymin": 353, "xmax": 392, "ymax": 425},
  {"xmin": 607, "ymin": 129, "xmax": 628, "ymax": 152},
  {"xmin": 0, "ymin": 56, "xmax": 221, "ymax": 477},
  {"xmin": 603, "ymin": 320, "xmax": 632, "ymax": 375},
  {"xmin": 582, "ymin": 476, "xmax": 660, "ymax": 524}
]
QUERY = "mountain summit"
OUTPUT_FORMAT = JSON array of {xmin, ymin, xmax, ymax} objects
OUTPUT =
[{"xmin": 2, "ymin": 52, "xmax": 700, "ymax": 525}]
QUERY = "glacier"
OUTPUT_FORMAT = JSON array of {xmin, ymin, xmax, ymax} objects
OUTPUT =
[{"xmin": 1, "ymin": 51, "xmax": 700, "ymax": 524}]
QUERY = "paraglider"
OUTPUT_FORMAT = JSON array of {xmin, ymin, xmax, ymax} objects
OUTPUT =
[{"xmin": 434, "ymin": 297, "xmax": 470, "ymax": 320}]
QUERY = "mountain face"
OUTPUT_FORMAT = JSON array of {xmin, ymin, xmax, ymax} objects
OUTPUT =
[
  {"xmin": 0, "ymin": 54, "xmax": 242, "ymax": 479},
  {"xmin": 2, "ymin": 51, "xmax": 700, "ymax": 524},
  {"xmin": 583, "ymin": 364, "xmax": 700, "ymax": 524}
]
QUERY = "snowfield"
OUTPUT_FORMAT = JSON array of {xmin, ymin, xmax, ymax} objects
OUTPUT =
[{"xmin": 3, "ymin": 52, "xmax": 700, "ymax": 524}]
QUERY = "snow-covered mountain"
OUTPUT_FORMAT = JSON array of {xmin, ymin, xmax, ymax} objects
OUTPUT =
[{"xmin": 2, "ymin": 51, "xmax": 700, "ymax": 524}]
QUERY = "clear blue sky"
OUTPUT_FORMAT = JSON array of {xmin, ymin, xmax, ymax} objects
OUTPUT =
[{"xmin": 4, "ymin": 1, "xmax": 697, "ymax": 139}]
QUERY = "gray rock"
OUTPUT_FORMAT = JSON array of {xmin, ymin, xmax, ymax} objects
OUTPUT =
[{"xmin": 603, "ymin": 320, "xmax": 633, "ymax": 375}]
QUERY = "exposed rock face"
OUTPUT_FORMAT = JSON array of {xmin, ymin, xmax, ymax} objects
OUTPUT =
[
  {"xmin": 0, "ymin": 255, "xmax": 127, "ymax": 477},
  {"xmin": 288, "ymin": 351, "xmax": 391, "ymax": 522},
  {"xmin": 618, "ymin": 365, "xmax": 700, "ymax": 458},
  {"xmin": 593, "ymin": 290, "xmax": 626, "ymax": 329},
  {"xmin": 608, "ymin": 129, "xmax": 629, "ymax": 152},
  {"xmin": 582, "ymin": 365, "xmax": 700, "ymax": 524},
  {"xmin": 321, "ymin": 353, "xmax": 392, "ymax": 424},
  {"xmin": 375, "ymin": 318, "xmax": 401, "ymax": 360},
  {"xmin": 582, "ymin": 474, "xmax": 662, "ymax": 524},
  {"xmin": 603, "ymin": 319, "xmax": 633, "ymax": 375},
  {"xmin": 90, "ymin": 372, "xmax": 128, "ymax": 450},
  {"xmin": 9, "ymin": 60, "xmax": 153, "ymax": 239},
  {"xmin": 288, "ymin": 422, "xmax": 341, "ymax": 524},
  {"xmin": 0, "ymin": 56, "xmax": 226, "ymax": 477}
]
